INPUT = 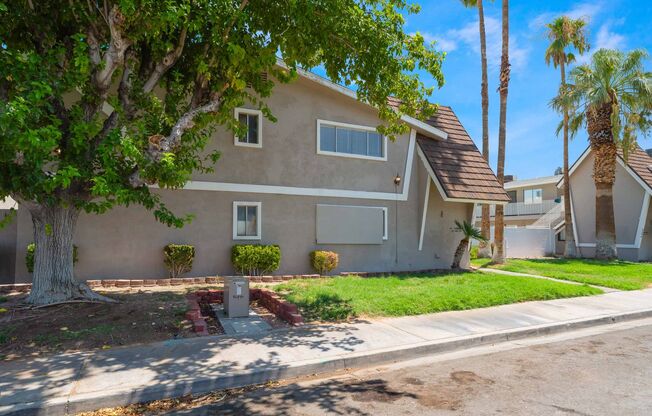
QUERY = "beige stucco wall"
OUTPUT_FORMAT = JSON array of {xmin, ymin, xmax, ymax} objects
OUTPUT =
[
  {"xmin": 571, "ymin": 152, "xmax": 645, "ymax": 246},
  {"xmin": 508, "ymin": 182, "xmax": 560, "ymax": 203},
  {"xmin": 0, "ymin": 210, "xmax": 17, "ymax": 284},
  {"xmin": 193, "ymin": 77, "xmax": 410, "ymax": 193},
  {"xmin": 569, "ymin": 152, "xmax": 647, "ymax": 260},
  {"xmin": 13, "ymin": 160, "xmax": 472, "ymax": 281},
  {"xmin": 637, "ymin": 202, "xmax": 652, "ymax": 261}
]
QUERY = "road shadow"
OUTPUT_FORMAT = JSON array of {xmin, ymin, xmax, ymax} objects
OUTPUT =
[{"xmin": 167, "ymin": 378, "xmax": 417, "ymax": 416}]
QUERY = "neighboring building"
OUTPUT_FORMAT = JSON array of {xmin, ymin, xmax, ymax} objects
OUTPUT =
[
  {"xmin": 0, "ymin": 70, "xmax": 508, "ymax": 284},
  {"xmin": 558, "ymin": 146, "xmax": 652, "ymax": 261},
  {"xmin": 474, "ymin": 174, "xmax": 564, "ymax": 228}
]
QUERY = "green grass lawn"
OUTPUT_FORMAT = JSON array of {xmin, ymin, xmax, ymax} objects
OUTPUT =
[
  {"xmin": 471, "ymin": 258, "xmax": 652, "ymax": 290},
  {"xmin": 274, "ymin": 271, "xmax": 601, "ymax": 321}
]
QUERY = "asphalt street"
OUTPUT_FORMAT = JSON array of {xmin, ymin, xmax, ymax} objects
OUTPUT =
[{"xmin": 169, "ymin": 321, "xmax": 652, "ymax": 416}]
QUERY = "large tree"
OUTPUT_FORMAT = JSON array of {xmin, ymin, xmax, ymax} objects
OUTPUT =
[
  {"xmin": 460, "ymin": 0, "xmax": 491, "ymax": 258},
  {"xmin": 0, "ymin": 1, "xmax": 444, "ymax": 305},
  {"xmin": 492, "ymin": 0, "xmax": 509, "ymax": 264},
  {"xmin": 545, "ymin": 16, "xmax": 589, "ymax": 258},
  {"xmin": 562, "ymin": 49, "xmax": 652, "ymax": 259}
]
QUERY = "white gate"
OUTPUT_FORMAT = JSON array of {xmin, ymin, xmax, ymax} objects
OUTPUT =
[{"xmin": 482, "ymin": 227, "xmax": 555, "ymax": 258}]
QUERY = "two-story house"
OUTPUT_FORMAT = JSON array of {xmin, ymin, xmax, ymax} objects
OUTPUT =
[
  {"xmin": 0, "ymin": 69, "xmax": 509, "ymax": 283},
  {"xmin": 474, "ymin": 174, "xmax": 564, "ymax": 229}
]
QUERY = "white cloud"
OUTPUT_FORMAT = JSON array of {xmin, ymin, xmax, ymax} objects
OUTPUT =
[
  {"xmin": 444, "ymin": 16, "xmax": 530, "ymax": 72},
  {"xmin": 575, "ymin": 20, "xmax": 627, "ymax": 64},
  {"xmin": 415, "ymin": 32, "xmax": 458, "ymax": 52},
  {"xmin": 595, "ymin": 21, "xmax": 626, "ymax": 50},
  {"xmin": 528, "ymin": 1, "xmax": 604, "ymax": 31}
]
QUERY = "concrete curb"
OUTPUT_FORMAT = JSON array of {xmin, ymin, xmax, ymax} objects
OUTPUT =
[{"xmin": 4, "ymin": 307, "xmax": 652, "ymax": 416}]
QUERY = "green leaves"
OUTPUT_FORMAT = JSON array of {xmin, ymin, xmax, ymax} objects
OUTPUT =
[{"xmin": 0, "ymin": 0, "xmax": 443, "ymax": 228}]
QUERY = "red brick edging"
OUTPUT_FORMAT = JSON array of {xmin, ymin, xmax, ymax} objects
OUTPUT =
[
  {"xmin": 186, "ymin": 288, "xmax": 303, "ymax": 335},
  {"xmin": 0, "ymin": 269, "xmax": 447, "ymax": 294}
]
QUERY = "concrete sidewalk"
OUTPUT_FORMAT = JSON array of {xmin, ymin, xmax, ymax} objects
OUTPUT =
[{"xmin": 3, "ymin": 289, "xmax": 652, "ymax": 415}]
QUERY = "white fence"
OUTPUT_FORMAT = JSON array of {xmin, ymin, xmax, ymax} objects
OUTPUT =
[{"xmin": 476, "ymin": 226, "xmax": 555, "ymax": 258}]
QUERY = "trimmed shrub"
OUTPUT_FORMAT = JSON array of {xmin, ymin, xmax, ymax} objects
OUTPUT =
[
  {"xmin": 469, "ymin": 245, "xmax": 479, "ymax": 260},
  {"xmin": 26, "ymin": 243, "xmax": 79, "ymax": 273},
  {"xmin": 310, "ymin": 250, "xmax": 339, "ymax": 275},
  {"xmin": 163, "ymin": 244, "xmax": 195, "ymax": 278},
  {"xmin": 231, "ymin": 244, "xmax": 281, "ymax": 276}
]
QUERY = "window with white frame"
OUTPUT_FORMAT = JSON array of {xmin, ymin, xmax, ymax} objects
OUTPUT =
[
  {"xmin": 234, "ymin": 108, "xmax": 262, "ymax": 147},
  {"xmin": 233, "ymin": 201, "xmax": 261, "ymax": 240},
  {"xmin": 523, "ymin": 188, "xmax": 543, "ymax": 204},
  {"xmin": 317, "ymin": 120, "xmax": 386, "ymax": 160}
]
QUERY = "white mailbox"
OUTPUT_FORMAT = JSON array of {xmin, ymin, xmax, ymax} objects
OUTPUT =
[{"xmin": 223, "ymin": 276, "xmax": 250, "ymax": 318}]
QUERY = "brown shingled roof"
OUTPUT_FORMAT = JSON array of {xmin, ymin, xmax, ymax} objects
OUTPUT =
[
  {"xmin": 417, "ymin": 106, "xmax": 510, "ymax": 203},
  {"xmin": 621, "ymin": 147, "xmax": 652, "ymax": 191}
]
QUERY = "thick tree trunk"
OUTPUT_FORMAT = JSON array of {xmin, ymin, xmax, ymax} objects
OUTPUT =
[
  {"xmin": 492, "ymin": 0, "xmax": 509, "ymax": 264},
  {"xmin": 588, "ymin": 103, "xmax": 617, "ymax": 260},
  {"xmin": 451, "ymin": 238, "xmax": 470, "ymax": 269},
  {"xmin": 477, "ymin": 0, "xmax": 492, "ymax": 259},
  {"xmin": 26, "ymin": 204, "xmax": 114, "ymax": 305},
  {"xmin": 595, "ymin": 181, "xmax": 617, "ymax": 259},
  {"xmin": 560, "ymin": 61, "xmax": 577, "ymax": 258}
]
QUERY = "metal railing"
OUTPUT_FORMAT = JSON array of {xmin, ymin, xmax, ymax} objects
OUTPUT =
[{"xmin": 474, "ymin": 199, "xmax": 560, "ymax": 218}]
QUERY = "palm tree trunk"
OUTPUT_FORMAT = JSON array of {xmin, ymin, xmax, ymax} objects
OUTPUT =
[
  {"xmin": 477, "ymin": 0, "xmax": 492, "ymax": 259},
  {"xmin": 588, "ymin": 103, "xmax": 617, "ymax": 260},
  {"xmin": 493, "ymin": 0, "xmax": 510, "ymax": 264},
  {"xmin": 25, "ymin": 202, "xmax": 114, "ymax": 305},
  {"xmin": 452, "ymin": 237, "xmax": 470, "ymax": 269},
  {"xmin": 560, "ymin": 60, "xmax": 577, "ymax": 257}
]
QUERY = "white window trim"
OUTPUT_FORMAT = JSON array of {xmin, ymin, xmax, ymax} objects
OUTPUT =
[
  {"xmin": 382, "ymin": 207, "xmax": 388, "ymax": 240},
  {"xmin": 234, "ymin": 108, "xmax": 263, "ymax": 148},
  {"xmin": 316, "ymin": 119, "xmax": 388, "ymax": 161},
  {"xmin": 232, "ymin": 201, "xmax": 262, "ymax": 240}
]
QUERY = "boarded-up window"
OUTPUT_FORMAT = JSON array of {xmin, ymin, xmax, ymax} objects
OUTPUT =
[{"xmin": 316, "ymin": 205, "xmax": 384, "ymax": 244}]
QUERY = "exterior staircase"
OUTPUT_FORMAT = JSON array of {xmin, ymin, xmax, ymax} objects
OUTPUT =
[{"xmin": 527, "ymin": 201, "xmax": 564, "ymax": 229}]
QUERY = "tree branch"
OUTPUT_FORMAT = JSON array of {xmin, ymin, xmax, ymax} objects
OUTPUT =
[
  {"xmin": 91, "ymin": 53, "xmax": 135, "ymax": 152},
  {"xmin": 143, "ymin": 27, "xmax": 188, "ymax": 93},
  {"xmin": 223, "ymin": 0, "xmax": 249, "ymax": 42},
  {"xmin": 94, "ymin": 6, "xmax": 131, "ymax": 93},
  {"xmin": 128, "ymin": 84, "xmax": 229, "ymax": 187}
]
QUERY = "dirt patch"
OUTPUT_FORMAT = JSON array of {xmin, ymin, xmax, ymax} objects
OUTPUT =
[
  {"xmin": 250, "ymin": 301, "xmax": 291, "ymax": 330},
  {"xmin": 402, "ymin": 377, "xmax": 425, "ymax": 386},
  {"xmin": 450, "ymin": 370, "xmax": 494, "ymax": 385},
  {"xmin": 350, "ymin": 380, "xmax": 410, "ymax": 403},
  {"xmin": 417, "ymin": 388, "xmax": 463, "ymax": 410},
  {"xmin": 0, "ymin": 288, "xmax": 198, "ymax": 361}
]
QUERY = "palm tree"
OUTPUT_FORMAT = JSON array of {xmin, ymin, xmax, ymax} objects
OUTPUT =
[
  {"xmin": 460, "ymin": 0, "xmax": 492, "ymax": 258},
  {"xmin": 545, "ymin": 16, "xmax": 589, "ymax": 258},
  {"xmin": 492, "ymin": 0, "xmax": 510, "ymax": 264},
  {"xmin": 452, "ymin": 220, "xmax": 487, "ymax": 269},
  {"xmin": 562, "ymin": 49, "xmax": 652, "ymax": 259}
]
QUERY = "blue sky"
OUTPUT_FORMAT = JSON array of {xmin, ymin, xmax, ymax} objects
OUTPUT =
[{"xmin": 401, "ymin": 0, "xmax": 652, "ymax": 179}]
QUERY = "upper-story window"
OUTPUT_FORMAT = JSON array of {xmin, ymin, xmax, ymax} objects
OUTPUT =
[
  {"xmin": 234, "ymin": 108, "xmax": 263, "ymax": 148},
  {"xmin": 506, "ymin": 190, "xmax": 517, "ymax": 202},
  {"xmin": 523, "ymin": 188, "xmax": 543, "ymax": 204},
  {"xmin": 317, "ymin": 119, "xmax": 387, "ymax": 161}
]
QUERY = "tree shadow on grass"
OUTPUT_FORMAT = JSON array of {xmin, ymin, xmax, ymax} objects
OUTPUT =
[{"xmin": 291, "ymin": 293, "xmax": 356, "ymax": 322}]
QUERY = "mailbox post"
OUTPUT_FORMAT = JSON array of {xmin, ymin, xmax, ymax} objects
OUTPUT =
[{"xmin": 223, "ymin": 276, "xmax": 250, "ymax": 318}]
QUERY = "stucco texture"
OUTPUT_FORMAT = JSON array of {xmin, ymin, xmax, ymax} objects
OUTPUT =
[{"xmin": 10, "ymin": 77, "xmax": 474, "ymax": 282}]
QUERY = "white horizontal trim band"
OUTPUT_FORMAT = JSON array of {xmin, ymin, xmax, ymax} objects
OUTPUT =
[{"xmin": 179, "ymin": 180, "xmax": 407, "ymax": 201}]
